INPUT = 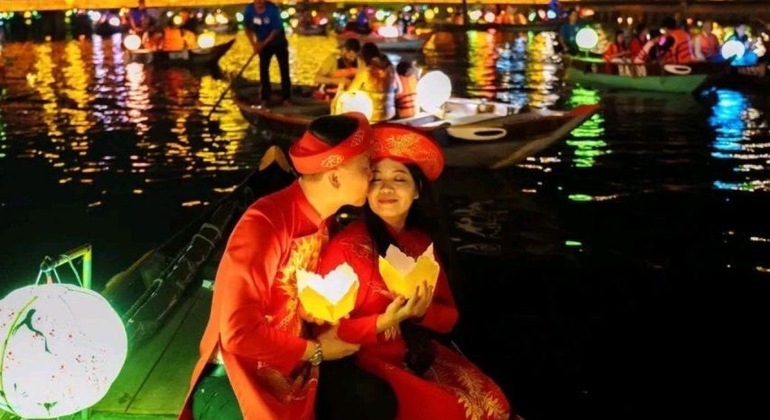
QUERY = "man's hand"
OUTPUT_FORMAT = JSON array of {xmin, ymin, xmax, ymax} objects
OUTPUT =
[
  {"xmin": 316, "ymin": 324, "xmax": 360, "ymax": 360},
  {"xmin": 253, "ymin": 41, "xmax": 263, "ymax": 54}
]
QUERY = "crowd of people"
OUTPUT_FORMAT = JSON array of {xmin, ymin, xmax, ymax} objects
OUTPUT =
[{"xmin": 559, "ymin": 8, "xmax": 763, "ymax": 66}]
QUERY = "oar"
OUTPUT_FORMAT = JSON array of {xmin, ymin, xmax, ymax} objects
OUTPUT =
[{"xmin": 206, "ymin": 51, "xmax": 258, "ymax": 120}]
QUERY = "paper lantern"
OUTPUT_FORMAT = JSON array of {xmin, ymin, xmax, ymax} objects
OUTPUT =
[
  {"xmin": 297, "ymin": 263, "xmax": 359, "ymax": 323},
  {"xmin": 378, "ymin": 244, "xmax": 440, "ymax": 299},
  {"xmin": 721, "ymin": 40, "xmax": 746, "ymax": 60},
  {"xmin": 377, "ymin": 25, "xmax": 399, "ymax": 38},
  {"xmin": 0, "ymin": 284, "xmax": 127, "ymax": 419},
  {"xmin": 416, "ymin": 71, "xmax": 452, "ymax": 114},
  {"xmin": 576, "ymin": 27, "xmax": 599, "ymax": 50},
  {"xmin": 197, "ymin": 33, "xmax": 216, "ymax": 49},
  {"xmin": 336, "ymin": 90, "xmax": 374, "ymax": 121},
  {"xmin": 123, "ymin": 34, "xmax": 142, "ymax": 51}
]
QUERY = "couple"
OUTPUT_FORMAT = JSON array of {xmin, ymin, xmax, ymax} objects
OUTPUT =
[{"xmin": 179, "ymin": 113, "xmax": 515, "ymax": 420}]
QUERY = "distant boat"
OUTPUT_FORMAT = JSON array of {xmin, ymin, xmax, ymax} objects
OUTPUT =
[
  {"xmin": 566, "ymin": 55, "xmax": 728, "ymax": 94},
  {"xmin": 428, "ymin": 21, "xmax": 559, "ymax": 33},
  {"xmin": 127, "ymin": 39, "xmax": 235, "ymax": 67},
  {"xmin": 336, "ymin": 33, "xmax": 428, "ymax": 52},
  {"xmin": 233, "ymin": 83, "xmax": 600, "ymax": 169}
]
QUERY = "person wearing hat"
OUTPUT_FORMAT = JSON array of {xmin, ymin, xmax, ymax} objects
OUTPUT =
[
  {"xmin": 180, "ymin": 113, "xmax": 388, "ymax": 420},
  {"xmin": 317, "ymin": 125, "xmax": 514, "ymax": 420},
  {"xmin": 315, "ymin": 38, "xmax": 364, "ymax": 102}
]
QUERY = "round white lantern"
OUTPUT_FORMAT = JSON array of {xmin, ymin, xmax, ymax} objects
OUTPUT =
[
  {"xmin": 123, "ymin": 34, "xmax": 142, "ymax": 51},
  {"xmin": 416, "ymin": 70, "xmax": 452, "ymax": 114},
  {"xmin": 0, "ymin": 284, "xmax": 127, "ymax": 419},
  {"xmin": 336, "ymin": 90, "xmax": 374, "ymax": 121},
  {"xmin": 197, "ymin": 33, "xmax": 216, "ymax": 49},
  {"xmin": 721, "ymin": 40, "xmax": 746, "ymax": 60},
  {"xmin": 576, "ymin": 27, "xmax": 599, "ymax": 50}
]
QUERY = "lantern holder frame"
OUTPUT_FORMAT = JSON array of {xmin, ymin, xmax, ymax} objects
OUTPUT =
[{"xmin": 35, "ymin": 243, "xmax": 93, "ymax": 420}]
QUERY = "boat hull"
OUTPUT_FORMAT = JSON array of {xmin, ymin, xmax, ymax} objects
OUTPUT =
[{"xmin": 128, "ymin": 39, "xmax": 235, "ymax": 67}]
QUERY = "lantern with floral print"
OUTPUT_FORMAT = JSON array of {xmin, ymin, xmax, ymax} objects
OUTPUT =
[{"xmin": 0, "ymin": 283, "xmax": 127, "ymax": 418}]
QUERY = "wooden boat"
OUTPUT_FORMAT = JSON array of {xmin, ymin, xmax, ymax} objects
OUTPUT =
[
  {"xmin": 296, "ymin": 24, "xmax": 328, "ymax": 36},
  {"xmin": 336, "ymin": 33, "xmax": 427, "ymax": 52},
  {"xmin": 713, "ymin": 62, "xmax": 770, "ymax": 86},
  {"xmin": 234, "ymin": 85, "xmax": 601, "ymax": 169},
  {"xmin": 127, "ymin": 39, "xmax": 235, "ymax": 66},
  {"xmin": 84, "ymin": 151, "xmax": 296, "ymax": 418},
  {"xmin": 566, "ymin": 55, "xmax": 727, "ymax": 94},
  {"xmin": 428, "ymin": 21, "xmax": 559, "ymax": 33}
]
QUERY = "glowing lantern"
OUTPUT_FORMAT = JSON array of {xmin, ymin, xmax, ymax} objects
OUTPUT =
[
  {"xmin": 296, "ymin": 263, "xmax": 359, "ymax": 323},
  {"xmin": 721, "ymin": 40, "xmax": 746, "ymax": 59},
  {"xmin": 0, "ymin": 284, "xmax": 127, "ymax": 418},
  {"xmin": 123, "ymin": 34, "xmax": 142, "ymax": 51},
  {"xmin": 416, "ymin": 70, "xmax": 451, "ymax": 113},
  {"xmin": 109, "ymin": 16, "xmax": 121, "ymax": 27},
  {"xmin": 172, "ymin": 15, "xmax": 183, "ymax": 26},
  {"xmin": 378, "ymin": 244, "xmax": 440, "ymax": 299},
  {"xmin": 576, "ymin": 27, "xmax": 599, "ymax": 50},
  {"xmin": 215, "ymin": 14, "xmax": 228, "ymax": 25},
  {"xmin": 335, "ymin": 90, "xmax": 374, "ymax": 120},
  {"xmin": 196, "ymin": 32, "xmax": 216, "ymax": 49},
  {"xmin": 483, "ymin": 12, "xmax": 495, "ymax": 23},
  {"xmin": 204, "ymin": 14, "xmax": 215, "ymax": 25},
  {"xmin": 378, "ymin": 25, "xmax": 399, "ymax": 38}
]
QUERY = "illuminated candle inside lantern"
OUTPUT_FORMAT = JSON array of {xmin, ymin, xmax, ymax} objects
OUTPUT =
[
  {"xmin": 378, "ymin": 243, "xmax": 440, "ymax": 299},
  {"xmin": 297, "ymin": 263, "xmax": 359, "ymax": 323}
]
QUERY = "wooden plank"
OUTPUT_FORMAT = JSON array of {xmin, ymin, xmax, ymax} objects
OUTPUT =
[
  {"xmin": 127, "ymin": 288, "xmax": 212, "ymax": 415},
  {"xmin": 91, "ymin": 291, "xmax": 199, "ymax": 414}
]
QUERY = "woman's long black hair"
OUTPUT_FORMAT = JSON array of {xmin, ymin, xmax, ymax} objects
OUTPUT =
[{"xmin": 363, "ymin": 163, "xmax": 455, "ymax": 375}]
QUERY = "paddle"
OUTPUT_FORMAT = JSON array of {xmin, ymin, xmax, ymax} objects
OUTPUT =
[{"xmin": 206, "ymin": 51, "xmax": 258, "ymax": 121}]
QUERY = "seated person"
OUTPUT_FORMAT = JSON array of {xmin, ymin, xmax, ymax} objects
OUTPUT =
[
  {"xmin": 395, "ymin": 61, "xmax": 418, "ymax": 119},
  {"xmin": 633, "ymin": 29, "xmax": 672, "ymax": 63},
  {"xmin": 315, "ymin": 38, "xmax": 363, "ymax": 101},
  {"xmin": 317, "ymin": 124, "xmax": 515, "ymax": 420},
  {"xmin": 162, "ymin": 23, "xmax": 196, "ymax": 51},
  {"xmin": 343, "ymin": 43, "xmax": 400, "ymax": 122},
  {"xmin": 725, "ymin": 23, "xmax": 759, "ymax": 65},
  {"xmin": 603, "ymin": 30, "xmax": 630, "ymax": 62},
  {"xmin": 694, "ymin": 20, "xmax": 721, "ymax": 62}
]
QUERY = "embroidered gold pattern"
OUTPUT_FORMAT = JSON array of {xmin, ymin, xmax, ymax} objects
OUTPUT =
[
  {"xmin": 276, "ymin": 227, "xmax": 328, "ymax": 333},
  {"xmin": 255, "ymin": 363, "xmax": 319, "ymax": 403},
  {"xmin": 383, "ymin": 325, "xmax": 401, "ymax": 341},
  {"xmin": 321, "ymin": 154, "xmax": 344, "ymax": 168},
  {"xmin": 426, "ymin": 357, "xmax": 509, "ymax": 420},
  {"xmin": 383, "ymin": 133, "xmax": 441, "ymax": 177},
  {"xmin": 349, "ymin": 129, "xmax": 364, "ymax": 146}
]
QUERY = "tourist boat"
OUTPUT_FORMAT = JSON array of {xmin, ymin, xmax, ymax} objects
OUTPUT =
[
  {"xmin": 86, "ymin": 151, "xmax": 296, "ymax": 417},
  {"xmin": 336, "ymin": 33, "xmax": 428, "ymax": 52},
  {"xmin": 428, "ymin": 21, "xmax": 559, "ymax": 33},
  {"xmin": 296, "ymin": 24, "xmax": 329, "ymax": 36},
  {"xmin": 714, "ymin": 62, "xmax": 770, "ymax": 86},
  {"xmin": 565, "ymin": 55, "xmax": 728, "ymax": 94},
  {"xmin": 127, "ymin": 39, "xmax": 235, "ymax": 66},
  {"xmin": 233, "ymin": 84, "xmax": 600, "ymax": 169}
]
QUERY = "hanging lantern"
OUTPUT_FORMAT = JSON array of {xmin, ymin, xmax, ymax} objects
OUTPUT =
[{"xmin": 0, "ymin": 284, "xmax": 127, "ymax": 419}]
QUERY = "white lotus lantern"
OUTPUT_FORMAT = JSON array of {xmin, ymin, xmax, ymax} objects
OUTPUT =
[
  {"xmin": 0, "ymin": 283, "xmax": 127, "ymax": 419},
  {"xmin": 335, "ymin": 90, "xmax": 374, "ymax": 121},
  {"xmin": 297, "ymin": 263, "xmax": 359, "ymax": 323},
  {"xmin": 378, "ymin": 244, "xmax": 440, "ymax": 299},
  {"xmin": 416, "ymin": 70, "xmax": 452, "ymax": 114},
  {"xmin": 197, "ymin": 32, "xmax": 216, "ymax": 49},
  {"xmin": 123, "ymin": 34, "xmax": 142, "ymax": 51}
]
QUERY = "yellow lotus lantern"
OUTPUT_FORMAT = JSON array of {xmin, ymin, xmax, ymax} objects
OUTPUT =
[
  {"xmin": 334, "ymin": 90, "xmax": 374, "ymax": 121},
  {"xmin": 297, "ymin": 263, "xmax": 359, "ymax": 323},
  {"xmin": 378, "ymin": 244, "xmax": 440, "ymax": 298}
]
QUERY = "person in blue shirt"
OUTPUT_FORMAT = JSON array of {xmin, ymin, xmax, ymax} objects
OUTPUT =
[
  {"xmin": 558, "ymin": 8, "xmax": 582, "ymax": 55},
  {"xmin": 128, "ymin": 0, "xmax": 150, "ymax": 36},
  {"xmin": 244, "ymin": 0, "xmax": 291, "ymax": 106}
]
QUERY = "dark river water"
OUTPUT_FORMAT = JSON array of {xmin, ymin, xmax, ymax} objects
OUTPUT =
[{"xmin": 1, "ymin": 30, "xmax": 769, "ymax": 419}]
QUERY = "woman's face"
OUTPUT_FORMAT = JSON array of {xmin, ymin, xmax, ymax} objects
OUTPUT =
[{"xmin": 368, "ymin": 158, "xmax": 418, "ymax": 227}]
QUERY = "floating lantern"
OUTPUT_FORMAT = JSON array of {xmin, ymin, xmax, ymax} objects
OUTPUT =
[
  {"xmin": 0, "ymin": 283, "xmax": 127, "ymax": 419},
  {"xmin": 196, "ymin": 32, "xmax": 215, "ymax": 49},
  {"xmin": 123, "ymin": 34, "xmax": 142, "ymax": 51},
  {"xmin": 336, "ymin": 90, "xmax": 374, "ymax": 121},
  {"xmin": 204, "ymin": 14, "xmax": 216, "ymax": 26},
  {"xmin": 108, "ymin": 16, "xmax": 121, "ymax": 27},
  {"xmin": 297, "ymin": 263, "xmax": 359, "ymax": 323},
  {"xmin": 378, "ymin": 244, "xmax": 440, "ymax": 299},
  {"xmin": 416, "ymin": 70, "xmax": 451, "ymax": 114},
  {"xmin": 576, "ymin": 27, "xmax": 599, "ymax": 50},
  {"xmin": 721, "ymin": 39, "xmax": 746, "ymax": 60}
]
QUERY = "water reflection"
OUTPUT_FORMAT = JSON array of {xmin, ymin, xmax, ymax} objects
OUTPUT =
[
  {"xmin": 709, "ymin": 89, "xmax": 770, "ymax": 192},
  {"xmin": 565, "ymin": 86, "xmax": 607, "ymax": 170}
]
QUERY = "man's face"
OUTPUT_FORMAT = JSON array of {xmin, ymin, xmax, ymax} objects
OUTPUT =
[
  {"xmin": 736, "ymin": 24, "xmax": 746, "ymax": 36},
  {"xmin": 342, "ymin": 48, "xmax": 358, "ymax": 62},
  {"xmin": 138, "ymin": 0, "xmax": 145, "ymax": 9},
  {"xmin": 334, "ymin": 152, "xmax": 372, "ymax": 207},
  {"xmin": 703, "ymin": 21, "xmax": 713, "ymax": 33},
  {"xmin": 254, "ymin": 0, "xmax": 266, "ymax": 8}
]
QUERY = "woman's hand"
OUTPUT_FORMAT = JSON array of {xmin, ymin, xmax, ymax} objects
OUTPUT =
[{"xmin": 375, "ymin": 281, "xmax": 435, "ymax": 333}]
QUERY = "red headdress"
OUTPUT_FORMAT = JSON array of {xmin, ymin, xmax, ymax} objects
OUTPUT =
[
  {"xmin": 289, "ymin": 112, "xmax": 373, "ymax": 174},
  {"xmin": 371, "ymin": 124, "xmax": 444, "ymax": 181}
]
